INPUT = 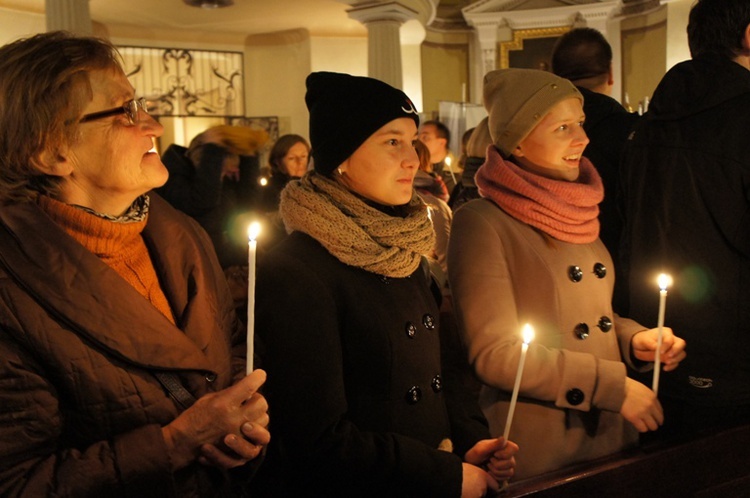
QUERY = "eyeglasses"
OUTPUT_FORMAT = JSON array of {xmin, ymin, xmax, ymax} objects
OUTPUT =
[{"xmin": 78, "ymin": 97, "xmax": 149, "ymax": 125}]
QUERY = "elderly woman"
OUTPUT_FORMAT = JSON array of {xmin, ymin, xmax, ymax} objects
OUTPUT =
[
  {"xmin": 253, "ymin": 72, "xmax": 518, "ymax": 498},
  {"xmin": 0, "ymin": 32, "xmax": 269, "ymax": 497}
]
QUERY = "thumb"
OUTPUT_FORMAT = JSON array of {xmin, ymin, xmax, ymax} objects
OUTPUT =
[{"xmin": 471, "ymin": 437, "xmax": 507, "ymax": 462}]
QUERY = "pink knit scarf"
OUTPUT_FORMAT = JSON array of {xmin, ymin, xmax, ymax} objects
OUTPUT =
[{"xmin": 475, "ymin": 147, "xmax": 604, "ymax": 244}]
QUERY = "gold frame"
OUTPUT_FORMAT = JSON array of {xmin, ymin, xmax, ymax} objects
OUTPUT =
[{"xmin": 499, "ymin": 27, "xmax": 571, "ymax": 69}]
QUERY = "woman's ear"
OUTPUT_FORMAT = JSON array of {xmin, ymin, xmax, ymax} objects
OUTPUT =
[{"xmin": 32, "ymin": 146, "xmax": 74, "ymax": 177}]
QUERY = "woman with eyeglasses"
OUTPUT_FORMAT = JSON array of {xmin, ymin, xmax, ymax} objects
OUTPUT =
[{"xmin": 0, "ymin": 32, "xmax": 269, "ymax": 497}]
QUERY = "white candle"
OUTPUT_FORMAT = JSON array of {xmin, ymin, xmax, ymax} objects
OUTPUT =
[
  {"xmin": 503, "ymin": 324, "xmax": 534, "ymax": 441},
  {"xmin": 652, "ymin": 273, "xmax": 672, "ymax": 395},
  {"xmin": 246, "ymin": 222, "xmax": 261, "ymax": 375}
]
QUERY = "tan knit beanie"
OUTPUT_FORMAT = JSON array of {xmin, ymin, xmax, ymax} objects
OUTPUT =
[{"xmin": 483, "ymin": 68, "xmax": 583, "ymax": 157}]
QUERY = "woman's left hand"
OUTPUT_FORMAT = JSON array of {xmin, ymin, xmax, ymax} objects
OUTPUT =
[{"xmin": 631, "ymin": 327, "xmax": 687, "ymax": 371}]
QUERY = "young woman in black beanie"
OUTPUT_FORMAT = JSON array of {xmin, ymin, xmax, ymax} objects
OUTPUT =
[{"xmin": 253, "ymin": 72, "xmax": 518, "ymax": 497}]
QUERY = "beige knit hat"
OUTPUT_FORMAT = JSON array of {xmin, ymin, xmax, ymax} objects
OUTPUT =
[{"xmin": 483, "ymin": 68, "xmax": 583, "ymax": 157}]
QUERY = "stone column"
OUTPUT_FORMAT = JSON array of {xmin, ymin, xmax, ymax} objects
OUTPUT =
[
  {"xmin": 347, "ymin": 2, "xmax": 419, "ymax": 89},
  {"xmin": 46, "ymin": 0, "xmax": 93, "ymax": 36}
]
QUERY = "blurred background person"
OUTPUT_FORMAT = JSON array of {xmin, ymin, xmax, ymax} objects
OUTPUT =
[
  {"xmin": 157, "ymin": 124, "xmax": 268, "ymax": 269},
  {"xmin": 415, "ymin": 139, "xmax": 452, "ymax": 279},
  {"xmin": 419, "ymin": 119, "xmax": 460, "ymax": 194},
  {"xmin": 0, "ymin": 32, "xmax": 269, "ymax": 497},
  {"xmin": 450, "ymin": 117, "xmax": 491, "ymax": 212}
]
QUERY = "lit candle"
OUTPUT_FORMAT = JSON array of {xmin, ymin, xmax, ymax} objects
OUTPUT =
[
  {"xmin": 652, "ymin": 273, "xmax": 672, "ymax": 395},
  {"xmin": 503, "ymin": 324, "xmax": 534, "ymax": 441},
  {"xmin": 246, "ymin": 221, "xmax": 261, "ymax": 374}
]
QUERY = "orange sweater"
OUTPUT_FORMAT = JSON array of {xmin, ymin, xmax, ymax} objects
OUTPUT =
[{"xmin": 38, "ymin": 195, "xmax": 175, "ymax": 324}]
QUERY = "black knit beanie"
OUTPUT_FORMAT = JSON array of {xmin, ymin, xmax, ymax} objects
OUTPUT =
[{"xmin": 305, "ymin": 71, "xmax": 420, "ymax": 176}]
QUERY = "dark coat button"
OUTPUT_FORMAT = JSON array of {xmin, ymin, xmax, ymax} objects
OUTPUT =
[
  {"xmin": 574, "ymin": 323, "xmax": 589, "ymax": 339},
  {"xmin": 593, "ymin": 263, "xmax": 607, "ymax": 279},
  {"xmin": 598, "ymin": 316, "xmax": 613, "ymax": 332},
  {"xmin": 568, "ymin": 266, "xmax": 583, "ymax": 282},
  {"xmin": 431, "ymin": 374, "xmax": 443, "ymax": 393},
  {"xmin": 566, "ymin": 388, "xmax": 585, "ymax": 405},
  {"xmin": 406, "ymin": 386, "xmax": 422, "ymax": 404},
  {"xmin": 422, "ymin": 314, "xmax": 436, "ymax": 330},
  {"xmin": 405, "ymin": 322, "xmax": 417, "ymax": 338},
  {"xmin": 205, "ymin": 372, "xmax": 217, "ymax": 383}
]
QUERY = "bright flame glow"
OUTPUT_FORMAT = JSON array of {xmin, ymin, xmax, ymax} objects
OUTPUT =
[
  {"xmin": 657, "ymin": 273, "xmax": 673, "ymax": 291},
  {"xmin": 247, "ymin": 221, "xmax": 261, "ymax": 241},
  {"xmin": 522, "ymin": 323, "xmax": 535, "ymax": 344},
  {"xmin": 259, "ymin": 177, "xmax": 268, "ymax": 187},
  {"xmin": 445, "ymin": 156, "xmax": 452, "ymax": 166}
]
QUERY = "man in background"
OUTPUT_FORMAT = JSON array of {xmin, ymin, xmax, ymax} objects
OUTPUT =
[{"xmin": 618, "ymin": 0, "xmax": 750, "ymax": 439}]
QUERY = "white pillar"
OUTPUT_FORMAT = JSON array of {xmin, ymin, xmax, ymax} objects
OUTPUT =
[
  {"xmin": 347, "ymin": 2, "xmax": 419, "ymax": 89},
  {"xmin": 45, "ymin": 0, "xmax": 93, "ymax": 35}
]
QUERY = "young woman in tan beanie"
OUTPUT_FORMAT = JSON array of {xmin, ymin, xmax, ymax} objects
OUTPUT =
[{"xmin": 448, "ymin": 68, "xmax": 686, "ymax": 480}]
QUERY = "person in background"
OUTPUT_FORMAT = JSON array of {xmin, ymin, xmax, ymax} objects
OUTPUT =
[
  {"xmin": 448, "ymin": 68, "xmax": 685, "ymax": 480},
  {"xmin": 0, "ymin": 32, "xmax": 269, "ymax": 497},
  {"xmin": 419, "ymin": 120, "xmax": 460, "ymax": 193},
  {"xmin": 414, "ymin": 139, "xmax": 452, "ymax": 278},
  {"xmin": 618, "ymin": 0, "xmax": 750, "ymax": 440},
  {"xmin": 253, "ymin": 71, "xmax": 518, "ymax": 498},
  {"xmin": 551, "ymin": 27, "xmax": 639, "ymax": 280},
  {"xmin": 257, "ymin": 134, "xmax": 310, "ymax": 251},
  {"xmin": 450, "ymin": 117, "xmax": 491, "ymax": 212},
  {"xmin": 158, "ymin": 125, "xmax": 268, "ymax": 269}
]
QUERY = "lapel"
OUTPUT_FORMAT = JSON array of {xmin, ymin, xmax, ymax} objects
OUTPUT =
[{"xmin": 0, "ymin": 197, "xmax": 216, "ymax": 372}]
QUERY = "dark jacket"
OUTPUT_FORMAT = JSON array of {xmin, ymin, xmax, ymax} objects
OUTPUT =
[
  {"xmin": 579, "ymin": 86, "xmax": 640, "ymax": 272},
  {"xmin": 253, "ymin": 231, "xmax": 489, "ymax": 497},
  {"xmin": 0, "ymin": 195, "xmax": 248, "ymax": 497},
  {"xmin": 157, "ymin": 143, "xmax": 261, "ymax": 268},
  {"xmin": 618, "ymin": 56, "xmax": 750, "ymax": 406}
]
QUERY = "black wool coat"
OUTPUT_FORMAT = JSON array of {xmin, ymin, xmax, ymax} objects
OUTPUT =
[{"xmin": 252, "ymin": 231, "xmax": 488, "ymax": 497}]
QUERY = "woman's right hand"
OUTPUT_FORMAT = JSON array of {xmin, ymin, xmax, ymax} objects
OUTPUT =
[
  {"xmin": 461, "ymin": 462, "xmax": 499, "ymax": 498},
  {"xmin": 161, "ymin": 369, "xmax": 270, "ymax": 471},
  {"xmin": 620, "ymin": 377, "xmax": 663, "ymax": 432}
]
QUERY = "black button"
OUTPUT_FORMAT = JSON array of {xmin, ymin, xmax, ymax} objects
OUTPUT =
[
  {"xmin": 405, "ymin": 322, "xmax": 417, "ymax": 338},
  {"xmin": 598, "ymin": 316, "xmax": 613, "ymax": 332},
  {"xmin": 574, "ymin": 323, "xmax": 589, "ymax": 340},
  {"xmin": 566, "ymin": 388, "xmax": 585, "ymax": 405},
  {"xmin": 593, "ymin": 263, "xmax": 607, "ymax": 279},
  {"xmin": 406, "ymin": 386, "xmax": 422, "ymax": 404},
  {"xmin": 431, "ymin": 374, "xmax": 443, "ymax": 393},
  {"xmin": 568, "ymin": 266, "xmax": 583, "ymax": 282},
  {"xmin": 422, "ymin": 314, "xmax": 436, "ymax": 330},
  {"xmin": 205, "ymin": 372, "xmax": 217, "ymax": 383}
]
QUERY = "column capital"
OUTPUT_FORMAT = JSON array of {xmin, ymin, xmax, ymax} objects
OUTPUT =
[{"xmin": 347, "ymin": 1, "xmax": 420, "ymax": 26}]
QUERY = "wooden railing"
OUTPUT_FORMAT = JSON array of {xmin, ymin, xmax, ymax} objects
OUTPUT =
[{"xmin": 500, "ymin": 424, "xmax": 750, "ymax": 497}]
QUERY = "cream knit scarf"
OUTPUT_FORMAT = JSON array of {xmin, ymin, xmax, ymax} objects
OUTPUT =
[
  {"xmin": 280, "ymin": 172, "xmax": 435, "ymax": 278},
  {"xmin": 476, "ymin": 146, "xmax": 604, "ymax": 244}
]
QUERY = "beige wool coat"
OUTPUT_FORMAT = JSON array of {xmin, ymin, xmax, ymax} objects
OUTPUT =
[{"xmin": 448, "ymin": 198, "xmax": 646, "ymax": 480}]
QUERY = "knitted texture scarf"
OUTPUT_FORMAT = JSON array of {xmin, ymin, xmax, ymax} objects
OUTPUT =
[
  {"xmin": 280, "ymin": 172, "xmax": 436, "ymax": 278},
  {"xmin": 475, "ymin": 147, "xmax": 604, "ymax": 244}
]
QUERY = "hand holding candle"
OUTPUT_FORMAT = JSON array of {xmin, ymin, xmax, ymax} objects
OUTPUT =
[
  {"xmin": 246, "ymin": 221, "xmax": 261, "ymax": 375},
  {"xmin": 652, "ymin": 273, "xmax": 672, "ymax": 395},
  {"xmin": 503, "ymin": 324, "xmax": 534, "ymax": 441}
]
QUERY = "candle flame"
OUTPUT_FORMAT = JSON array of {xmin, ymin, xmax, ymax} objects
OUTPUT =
[
  {"xmin": 247, "ymin": 221, "xmax": 261, "ymax": 241},
  {"xmin": 657, "ymin": 273, "xmax": 672, "ymax": 291},
  {"xmin": 258, "ymin": 177, "xmax": 268, "ymax": 187},
  {"xmin": 522, "ymin": 323, "xmax": 535, "ymax": 344}
]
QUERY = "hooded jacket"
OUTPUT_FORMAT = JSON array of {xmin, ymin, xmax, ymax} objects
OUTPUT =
[{"xmin": 619, "ymin": 55, "xmax": 750, "ymax": 405}]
